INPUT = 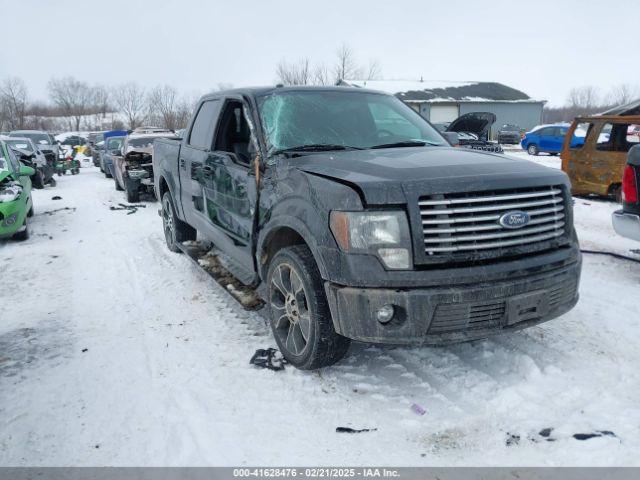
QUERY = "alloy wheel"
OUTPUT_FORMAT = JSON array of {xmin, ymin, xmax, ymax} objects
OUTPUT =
[
  {"xmin": 270, "ymin": 263, "xmax": 311, "ymax": 356},
  {"xmin": 162, "ymin": 197, "xmax": 175, "ymax": 247}
]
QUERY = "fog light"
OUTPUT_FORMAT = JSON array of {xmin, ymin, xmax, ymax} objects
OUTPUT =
[
  {"xmin": 376, "ymin": 304, "xmax": 395, "ymax": 324},
  {"xmin": 3, "ymin": 213, "xmax": 18, "ymax": 226}
]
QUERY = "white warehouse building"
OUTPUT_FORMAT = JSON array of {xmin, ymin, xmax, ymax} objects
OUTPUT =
[{"xmin": 349, "ymin": 80, "xmax": 546, "ymax": 139}]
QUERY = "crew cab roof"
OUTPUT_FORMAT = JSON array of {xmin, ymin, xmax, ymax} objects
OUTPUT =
[{"xmin": 198, "ymin": 85, "xmax": 391, "ymax": 102}]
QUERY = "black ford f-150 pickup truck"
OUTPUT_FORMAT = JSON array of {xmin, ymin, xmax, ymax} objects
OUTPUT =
[{"xmin": 153, "ymin": 86, "xmax": 581, "ymax": 370}]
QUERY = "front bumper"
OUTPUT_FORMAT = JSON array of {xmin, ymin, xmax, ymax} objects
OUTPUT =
[
  {"xmin": 612, "ymin": 210, "xmax": 640, "ymax": 241},
  {"xmin": 0, "ymin": 202, "xmax": 26, "ymax": 238},
  {"xmin": 325, "ymin": 259, "xmax": 581, "ymax": 345}
]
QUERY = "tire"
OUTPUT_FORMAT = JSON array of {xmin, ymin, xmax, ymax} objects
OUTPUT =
[
  {"xmin": 32, "ymin": 171, "xmax": 45, "ymax": 189},
  {"xmin": 162, "ymin": 192, "xmax": 196, "ymax": 252},
  {"xmin": 267, "ymin": 245, "xmax": 350, "ymax": 370},
  {"xmin": 549, "ymin": 152, "xmax": 559, "ymax": 156},
  {"xmin": 48, "ymin": 177, "xmax": 57, "ymax": 187},
  {"xmin": 115, "ymin": 177, "xmax": 123, "ymax": 191},
  {"xmin": 105, "ymin": 170, "xmax": 112, "ymax": 179},
  {"xmin": 125, "ymin": 178, "xmax": 140, "ymax": 203},
  {"xmin": 612, "ymin": 185, "xmax": 622, "ymax": 203},
  {"xmin": 527, "ymin": 144, "xmax": 539, "ymax": 156},
  {"xmin": 13, "ymin": 220, "xmax": 29, "ymax": 241},
  {"xmin": 27, "ymin": 205, "xmax": 34, "ymax": 217}
]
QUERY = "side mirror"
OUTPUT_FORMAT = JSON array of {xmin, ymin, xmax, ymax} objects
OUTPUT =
[
  {"xmin": 19, "ymin": 164, "xmax": 36, "ymax": 177},
  {"xmin": 443, "ymin": 132, "xmax": 460, "ymax": 146}
]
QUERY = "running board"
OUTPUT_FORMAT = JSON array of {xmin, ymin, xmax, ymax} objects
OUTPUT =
[{"xmin": 177, "ymin": 241, "xmax": 265, "ymax": 311}]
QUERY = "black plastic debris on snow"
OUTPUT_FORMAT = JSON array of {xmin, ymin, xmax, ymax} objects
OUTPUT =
[
  {"xmin": 51, "ymin": 196, "xmax": 62, "ymax": 200},
  {"xmin": 41, "ymin": 207, "xmax": 76, "ymax": 216},
  {"xmin": 539, "ymin": 427, "xmax": 556, "ymax": 441},
  {"xmin": 573, "ymin": 431, "xmax": 617, "ymax": 441},
  {"xmin": 336, "ymin": 427, "xmax": 377, "ymax": 434},
  {"xmin": 250, "ymin": 348, "xmax": 287, "ymax": 371},
  {"xmin": 109, "ymin": 203, "xmax": 146, "ymax": 215},
  {"xmin": 505, "ymin": 433, "xmax": 520, "ymax": 446}
]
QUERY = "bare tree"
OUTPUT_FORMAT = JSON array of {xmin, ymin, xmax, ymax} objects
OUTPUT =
[
  {"xmin": 146, "ymin": 85, "xmax": 182, "ymax": 130},
  {"xmin": 365, "ymin": 59, "xmax": 382, "ymax": 81},
  {"xmin": 276, "ymin": 58, "xmax": 312, "ymax": 85},
  {"xmin": 113, "ymin": 82, "xmax": 147, "ymax": 129},
  {"xmin": 333, "ymin": 43, "xmax": 361, "ymax": 82},
  {"xmin": 312, "ymin": 63, "xmax": 330, "ymax": 86},
  {"xmin": 606, "ymin": 84, "xmax": 640, "ymax": 107},
  {"xmin": 567, "ymin": 86, "xmax": 600, "ymax": 110},
  {"xmin": 0, "ymin": 77, "xmax": 29, "ymax": 130},
  {"xmin": 47, "ymin": 77, "xmax": 94, "ymax": 131}
]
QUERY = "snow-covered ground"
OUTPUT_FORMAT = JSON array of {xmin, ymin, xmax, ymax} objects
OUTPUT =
[{"xmin": 1, "ymin": 158, "xmax": 639, "ymax": 466}]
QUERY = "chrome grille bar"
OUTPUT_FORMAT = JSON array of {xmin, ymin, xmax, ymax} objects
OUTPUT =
[{"xmin": 419, "ymin": 186, "xmax": 567, "ymax": 256}]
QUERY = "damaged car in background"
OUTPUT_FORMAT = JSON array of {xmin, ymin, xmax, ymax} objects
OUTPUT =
[
  {"xmin": 2, "ymin": 136, "xmax": 55, "ymax": 188},
  {"xmin": 0, "ymin": 139, "xmax": 34, "ymax": 241},
  {"xmin": 154, "ymin": 85, "xmax": 582, "ymax": 370},
  {"xmin": 444, "ymin": 112, "xmax": 504, "ymax": 153},
  {"xmin": 113, "ymin": 129, "xmax": 179, "ymax": 202}
]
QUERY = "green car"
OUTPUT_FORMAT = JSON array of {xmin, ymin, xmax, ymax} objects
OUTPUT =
[{"xmin": 0, "ymin": 139, "xmax": 35, "ymax": 240}]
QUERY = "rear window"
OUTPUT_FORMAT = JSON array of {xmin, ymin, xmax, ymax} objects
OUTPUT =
[
  {"xmin": 597, "ymin": 123, "xmax": 640, "ymax": 152},
  {"xmin": 6, "ymin": 140, "xmax": 33, "ymax": 152},
  {"xmin": 569, "ymin": 122, "xmax": 592, "ymax": 149},
  {"xmin": 11, "ymin": 132, "xmax": 50, "ymax": 145},
  {"xmin": 189, "ymin": 100, "xmax": 221, "ymax": 149}
]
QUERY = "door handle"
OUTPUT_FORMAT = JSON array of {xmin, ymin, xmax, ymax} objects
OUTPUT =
[{"xmin": 202, "ymin": 165, "xmax": 214, "ymax": 177}]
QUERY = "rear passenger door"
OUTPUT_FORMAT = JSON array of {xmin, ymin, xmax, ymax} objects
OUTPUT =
[
  {"xmin": 178, "ymin": 99, "xmax": 221, "ymax": 226},
  {"xmin": 551, "ymin": 127, "xmax": 567, "ymax": 152},
  {"xmin": 537, "ymin": 127, "xmax": 555, "ymax": 151}
]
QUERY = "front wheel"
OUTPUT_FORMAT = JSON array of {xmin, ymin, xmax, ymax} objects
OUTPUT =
[
  {"xmin": 162, "ymin": 192, "xmax": 196, "ymax": 252},
  {"xmin": 32, "ymin": 170, "xmax": 45, "ymax": 189},
  {"xmin": 13, "ymin": 220, "xmax": 29, "ymax": 241},
  {"xmin": 115, "ymin": 177, "xmax": 123, "ymax": 191},
  {"xmin": 267, "ymin": 245, "xmax": 350, "ymax": 370},
  {"xmin": 527, "ymin": 144, "xmax": 539, "ymax": 156}
]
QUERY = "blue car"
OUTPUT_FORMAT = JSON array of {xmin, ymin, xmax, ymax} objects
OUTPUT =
[
  {"xmin": 102, "ymin": 134, "xmax": 126, "ymax": 178},
  {"xmin": 521, "ymin": 124, "xmax": 584, "ymax": 156},
  {"xmin": 100, "ymin": 130, "xmax": 127, "ymax": 178}
]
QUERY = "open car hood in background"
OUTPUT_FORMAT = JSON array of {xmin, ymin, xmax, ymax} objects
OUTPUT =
[{"xmin": 446, "ymin": 112, "xmax": 497, "ymax": 138}]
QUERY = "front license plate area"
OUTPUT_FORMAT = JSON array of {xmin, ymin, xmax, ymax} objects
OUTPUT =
[{"xmin": 506, "ymin": 290, "xmax": 549, "ymax": 325}]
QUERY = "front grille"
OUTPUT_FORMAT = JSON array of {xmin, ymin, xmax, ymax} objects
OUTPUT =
[{"xmin": 419, "ymin": 186, "xmax": 566, "ymax": 255}]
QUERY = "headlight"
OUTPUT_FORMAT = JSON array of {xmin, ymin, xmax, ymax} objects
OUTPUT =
[{"xmin": 329, "ymin": 211, "xmax": 412, "ymax": 269}]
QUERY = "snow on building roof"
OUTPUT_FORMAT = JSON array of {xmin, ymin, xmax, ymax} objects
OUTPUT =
[
  {"xmin": 348, "ymin": 79, "xmax": 541, "ymax": 103},
  {"xmin": 600, "ymin": 98, "xmax": 640, "ymax": 116}
]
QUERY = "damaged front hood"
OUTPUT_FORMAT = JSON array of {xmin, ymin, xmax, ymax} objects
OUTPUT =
[
  {"xmin": 125, "ymin": 146, "xmax": 153, "ymax": 158},
  {"xmin": 447, "ymin": 112, "xmax": 496, "ymax": 138},
  {"xmin": 289, "ymin": 147, "xmax": 568, "ymax": 204}
]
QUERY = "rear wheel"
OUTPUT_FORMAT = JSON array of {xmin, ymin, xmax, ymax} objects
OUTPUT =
[
  {"xmin": 611, "ymin": 184, "xmax": 622, "ymax": 203},
  {"xmin": 162, "ymin": 192, "xmax": 196, "ymax": 252},
  {"xmin": 115, "ymin": 177, "xmax": 123, "ymax": 191},
  {"xmin": 267, "ymin": 245, "xmax": 350, "ymax": 370},
  {"xmin": 527, "ymin": 144, "xmax": 539, "ymax": 156}
]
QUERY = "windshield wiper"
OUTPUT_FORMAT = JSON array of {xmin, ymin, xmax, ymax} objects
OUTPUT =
[
  {"xmin": 269, "ymin": 144, "xmax": 363, "ymax": 157},
  {"xmin": 369, "ymin": 140, "xmax": 440, "ymax": 149}
]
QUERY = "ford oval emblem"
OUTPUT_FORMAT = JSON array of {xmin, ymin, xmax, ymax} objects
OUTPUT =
[{"xmin": 498, "ymin": 210, "xmax": 530, "ymax": 229}]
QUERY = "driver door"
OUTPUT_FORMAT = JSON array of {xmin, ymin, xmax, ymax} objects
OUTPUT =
[{"xmin": 199, "ymin": 98, "xmax": 259, "ymax": 276}]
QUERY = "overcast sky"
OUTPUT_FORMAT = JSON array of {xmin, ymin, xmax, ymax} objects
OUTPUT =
[{"xmin": 1, "ymin": 0, "xmax": 637, "ymax": 106}]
